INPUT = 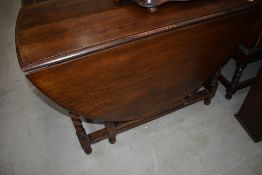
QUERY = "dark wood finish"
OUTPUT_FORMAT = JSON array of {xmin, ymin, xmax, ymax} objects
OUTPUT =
[
  {"xmin": 79, "ymin": 82, "xmax": 213, "ymax": 145},
  {"xmin": 16, "ymin": 0, "xmax": 262, "ymax": 72},
  {"xmin": 104, "ymin": 122, "xmax": 117, "ymax": 144},
  {"xmin": 240, "ymin": 12, "xmax": 262, "ymax": 49},
  {"xmin": 203, "ymin": 71, "xmax": 220, "ymax": 105},
  {"xmin": 70, "ymin": 113, "xmax": 92, "ymax": 154},
  {"xmin": 21, "ymin": 0, "xmax": 46, "ymax": 7},
  {"xmin": 15, "ymin": 0, "xmax": 262, "ymax": 154},
  {"xmin": 24, "ymin": 9, "xmax": 257, "ymax": 122},
  {"xmin": 17, "ymin": 2, "xmax": 260, "ymax": 121},
  {"xmin": 19, "ymin": 6, "xmax": 256, "ymax": 121},
  {"xmin": 235, "ymin": 66, "xmax": 262, "ymax": 142},
  {"xmin": 219, "ymin": 11, "xmax": 262, "ymax": 99}
]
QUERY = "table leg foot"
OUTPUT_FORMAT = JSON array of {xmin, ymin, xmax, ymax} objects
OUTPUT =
[
  {"xmin": 104, "ymin": 122, "xmax": 117, "ymax": 144},
  {"xmin": 204, "ymin": 98, "xmax": 211, "ymax": 105},
  {"xmin": 225, "ymin": 92, "xmax": 233, "ymax": 99}
]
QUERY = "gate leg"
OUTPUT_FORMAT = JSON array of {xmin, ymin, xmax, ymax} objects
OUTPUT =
[
  {"xmin": 70, "ymin": 112, "xmax": 92, "ymax": 154},
  {"xmin": 104, "ymin": 122, "xmax": 117, "ymax": 144}
]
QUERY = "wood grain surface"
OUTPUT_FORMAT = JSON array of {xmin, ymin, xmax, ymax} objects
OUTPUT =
[
  {"xmin": 27, "ymin": 11, "xmax": 257, "ymax": 121},
  {"xmin": 16, "ymin": 0, "xmax": 262, "ymax": 72},
  {"xmin": 16, "ymin": 0, "xmax": 262, "ymax": 122}
]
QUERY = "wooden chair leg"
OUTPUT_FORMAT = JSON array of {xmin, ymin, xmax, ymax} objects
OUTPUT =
[
  {"xmin": 204, "ymin": 71, "xmax": 220, "ymax": 105},
  {"xmin": 70, "ymin": 112, "xmax": 92, "ymax": 154},
  {"xmin": 104, "ymin": 122, "xmax": 117, "ymax": 144},
  {"xmin": 225, "ymin": 63, "xmax": 245, "ymax": 99}
]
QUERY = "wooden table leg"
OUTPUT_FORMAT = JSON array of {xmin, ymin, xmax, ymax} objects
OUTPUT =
[
  {"xmin": 70, "ymin": 112, "xmax": 92, "ymax": 154},
  {"xmin": 104, "ymin": 122, "xmax": 117, "ymax": 144},
  {"xmin": 204, "ymin": 71, "xmax": 220, "ymax": 105}
]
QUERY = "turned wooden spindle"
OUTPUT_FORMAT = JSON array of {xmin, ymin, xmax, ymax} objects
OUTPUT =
[
  {"xmin": 204, "ymin": 71, "xmax": 220, "ymax": 105},
  {"xmin": 225, "ymin": 63, "xmax": 246, "ymax": 99},
  {"xmin": 104, "ymin": 122, "xmax": 117, "ymax": 144},
  {"xmin": 70, "ymin": 113, "xmax": 92, "ymax": 154}
]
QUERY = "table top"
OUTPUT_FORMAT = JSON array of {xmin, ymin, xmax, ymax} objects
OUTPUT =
[{"xmin": 16, "ymin": 0, "xmax": 262, "ymax": 72}]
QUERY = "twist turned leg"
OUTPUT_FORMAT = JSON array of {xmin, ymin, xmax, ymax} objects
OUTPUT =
[
  {"xmin": 225, "ymin": 63, "xmax": 245, "ymax": 99},
  {"xmin": 204, "ymin": 71, "xmax": 220, "ymax": 105},
  {"xmin": 104, "ymin": 122, "xmax": 117, "ymax": 144},
  {"xmin": 70, "ymin": 113, "xmax": 92, "ymax": 154}
]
